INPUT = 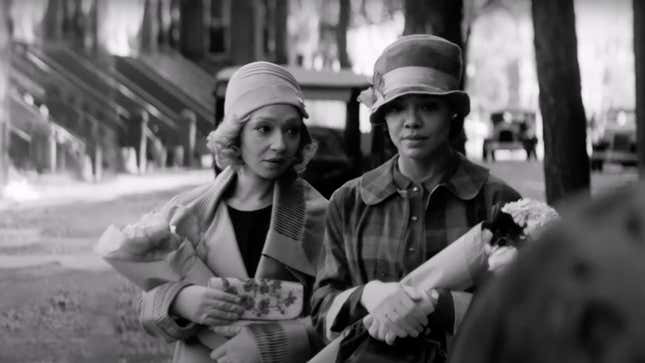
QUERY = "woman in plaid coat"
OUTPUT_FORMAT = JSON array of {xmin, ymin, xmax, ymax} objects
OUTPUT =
[{"xmin": 310, "ymin": 35, "xmax": 520, "ymax": 363}]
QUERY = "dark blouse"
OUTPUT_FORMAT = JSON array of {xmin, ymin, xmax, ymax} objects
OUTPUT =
[{"xmin": 227, "ymin": 204, "xmax": 272, "ymax": 276}]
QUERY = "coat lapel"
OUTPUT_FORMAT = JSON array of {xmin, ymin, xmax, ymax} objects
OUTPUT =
[
  {"xmin": 255, "ymin": 177, "xmax": 316, "ymax": 278},
  {"xmin": 183, "ymin": 168, "xmax": 321, "ymax": 280},
  {"xmin": 181, "ymin": 167, "xmax": 249, "ymax": 279}
]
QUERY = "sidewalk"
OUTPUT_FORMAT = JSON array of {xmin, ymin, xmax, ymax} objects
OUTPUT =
[
  {"xmin": 0, "ymin": 168, "xmax": 213, "ymax": 211},
  {"xmin": 0, "ymin": 168, "xmax": 214, "ymax": 270}
]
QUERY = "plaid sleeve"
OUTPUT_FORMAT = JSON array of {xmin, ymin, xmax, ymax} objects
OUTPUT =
[{"xmin": 311, "ymin": 192, "xmax": 367, "ymax": 342}]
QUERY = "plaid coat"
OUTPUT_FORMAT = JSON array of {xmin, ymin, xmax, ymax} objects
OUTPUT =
[{"xmin": 311, "ymin": 154, "xmax": 520, "ymax": 361}]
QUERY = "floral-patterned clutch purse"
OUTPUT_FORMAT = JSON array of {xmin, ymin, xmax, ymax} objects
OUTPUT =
[{"xmin": 210, "ymin": 278, "xmax": 304, "ymax": 320}]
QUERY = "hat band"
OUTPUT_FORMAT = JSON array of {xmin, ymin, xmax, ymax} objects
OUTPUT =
[
  {"xmin": 226, "ymin": 84, "xmax": 308, "ymax": 120},
  {"xmin": 379, "ymin": 66, "xmax": 459, "ymax": 97}
]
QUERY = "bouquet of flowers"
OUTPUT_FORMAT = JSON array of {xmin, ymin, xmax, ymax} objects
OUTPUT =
[
  {"xmin": 483, "ymin": 198, "xmax": 560, "ymax": 272},
  {"xmin": 308, "ymin": 198, "xmax": 559, "ymax": 363},
  {"xmin": 403, "ymin": 198, "xmax": 559, "ymax": 293},
  {"xmin": 95, "ymin": 207, "xmax": 304, "ymax": 321}
]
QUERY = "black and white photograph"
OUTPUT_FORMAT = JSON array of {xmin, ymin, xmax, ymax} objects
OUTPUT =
[{"xmin": 0, "ymin": 0, "xmax": 643, "ymax": 362}]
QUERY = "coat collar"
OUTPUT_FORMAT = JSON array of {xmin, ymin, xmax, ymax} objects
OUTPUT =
[
  {"xmin": 183, "ymin": 167, "xmax": 324, "ymax": 278},
  {"xmin": 359, "ymin": 153, "xmax": 490, "ymax": 205}
]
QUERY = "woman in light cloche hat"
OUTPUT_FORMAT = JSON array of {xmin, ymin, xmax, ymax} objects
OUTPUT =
[{"xmin": 101, "ymin": 61, "xmax": 328, "ymax": 363}]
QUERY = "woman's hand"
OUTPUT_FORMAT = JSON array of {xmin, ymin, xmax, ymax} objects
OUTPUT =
[
  {"xmin": 171, "ymin": 284, "xmax": 244, "ymax": 326},
  {"xmin": 363, "ymin": 287, "xmax": 437, "ymax": 344},
  {"xmin": 210, "ymin": 327, "xmax": 260, "ymax": 363}
]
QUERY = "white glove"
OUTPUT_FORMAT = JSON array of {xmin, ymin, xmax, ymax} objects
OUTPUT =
[{"xmin": 361, "ymin": 281, "xmax": 402, "ymax": 313}]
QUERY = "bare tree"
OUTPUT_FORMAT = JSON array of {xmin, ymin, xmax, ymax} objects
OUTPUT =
[
  {"xmin": 532, "ymin": 0, "xmax": 589, "ymax": 204},
  {"xmin": 0, "ymin": 1, "xmax": 9, "ymax": 185},
  {"xmin": 635, "ymin": 0, "xmax": 645, "ymax": 177},
  {"xmin": 336, "ymin": 0, "xmax": 351, "ymax": 68}
]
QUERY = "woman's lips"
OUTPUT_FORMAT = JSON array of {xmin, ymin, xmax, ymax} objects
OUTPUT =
[
  {"xmin": 402, "ymin": 135, "xmax": 427, "ymax": 141},
  {"xmin": 263, "ymin": 158, "xmax": 286, "ymax": 167}
]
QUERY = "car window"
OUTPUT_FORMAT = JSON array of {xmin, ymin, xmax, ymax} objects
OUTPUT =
[{"xmin": 304, "ymin": 100, "xmax": 346, "ymax": 130}]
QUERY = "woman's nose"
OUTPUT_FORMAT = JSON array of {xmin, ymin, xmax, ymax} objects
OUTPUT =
[
  {"xmin": 403, "ymin": 107, "xmax": 421, "ymax": 128},
  {"xmin": 270, "ymin": 131, "xmax": 287, "ymax": 151}
]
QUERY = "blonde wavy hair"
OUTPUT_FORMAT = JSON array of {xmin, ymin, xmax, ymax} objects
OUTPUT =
[{"xmin": 206, "ymin": 111, "xmax": 317, "ymax": 175}]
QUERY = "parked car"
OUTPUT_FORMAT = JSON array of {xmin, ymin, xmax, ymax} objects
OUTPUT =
[
  {"xmin": 590, "ymin": 108, "xmax": 637, "ymax": 171},
  {"xmin": 213, "ymin": 66, "xmax": 370, "ymax": 198},
  {"xmin": 482, "ymin": 109, "xmax": 537, "ymax": 161}
]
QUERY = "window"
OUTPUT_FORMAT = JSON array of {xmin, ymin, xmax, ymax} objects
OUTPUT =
[{"xmin": 208, "ymin": 0, "xmax": 230, "ymax": 55}]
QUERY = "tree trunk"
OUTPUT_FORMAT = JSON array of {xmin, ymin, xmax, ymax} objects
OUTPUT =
[
  {"xmin": 635, "ymin": 0, "xmax": 645, "ymax": 178},
  {"xmin": 59, "ymin": 0, "xmax": 85, "ymax": 49},
  {"xmin": 140, "ymin": 0, "xmax": 159, "ymax": 54},
  {"xmin": 336, "ymin": 0, "xmax": 351, "ymax": 68},
  {"xmin": 403, "ymin": 0, "xmax": 466, "ymax": 155},
  {"xmin": 274, "ymin": 0, "xmax": 288, "ymax": 65},
  {"xmin": 532, "ymin": 0, "xmax": 589, "ymax": 204},
  {"xmin": 43, "ymin": 0, "xmax": 63, "ymax": 42},
  {"xmin": 0, "ymin": 1, "xmax": 9, "ymax": 186},
  {"xmin": 403, "ymin": 0, "xmax": 464, "ymax": 48},
  {"xmin": 179, "ymin": 0, "xmax": 205, "ymax": 60}
]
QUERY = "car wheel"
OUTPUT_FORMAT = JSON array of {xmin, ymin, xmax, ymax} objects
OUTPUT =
[{"xmin": 591, "ymin": 160, "xmax": 603, "ymax": 171}]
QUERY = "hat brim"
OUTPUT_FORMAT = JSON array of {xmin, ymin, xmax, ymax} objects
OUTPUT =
[{"xmin": 369, "ymin": 88, "xmax": 470, "ymax": 124}]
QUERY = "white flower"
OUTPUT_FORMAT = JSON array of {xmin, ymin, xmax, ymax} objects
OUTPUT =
[
  {"xmin": 486, "ymin": 199, "xmax": 559, "ymax": 274},
  {"xmin": 501, "ymin": 198, "xmax": 560, "ymax": 238}
]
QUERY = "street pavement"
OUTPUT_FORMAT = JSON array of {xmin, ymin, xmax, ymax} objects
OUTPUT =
[{"xmin": 0, "ymin": 168, "xmax": 213, "ymax": 270}]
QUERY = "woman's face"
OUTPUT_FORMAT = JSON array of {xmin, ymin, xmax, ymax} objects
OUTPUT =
[
  {"xmin": 239, "ymin": 104, "xmax": 302, "ymax": 180},
  {"xmin": 383, "ymin": 94, "xmax": 452, "ymax": 161}
]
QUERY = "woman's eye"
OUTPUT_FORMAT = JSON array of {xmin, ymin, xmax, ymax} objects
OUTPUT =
[
  {"xmin": 255, "ymin": 125, "xmax": 271, "ymax": 134},
  {"xmin": 388, "ymin": 103, "xmax": 404, "ymax": 113},
  {"xmin": 286, "ymin": 127, "xmax": 301, "ymax": 136},
  {"xmin": 420, "ymin": 103, "xmax": 438, "ymax": 112}
]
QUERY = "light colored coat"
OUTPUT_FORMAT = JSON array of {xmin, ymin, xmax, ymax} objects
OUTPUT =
[{"xmin": 133, "ymin": 167, "xmax": 328, "ymax": 363}]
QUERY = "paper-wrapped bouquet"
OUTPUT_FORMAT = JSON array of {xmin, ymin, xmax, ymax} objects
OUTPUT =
[{"xmin": 405, "ymin": 198, "xmax": 559, "ymax": 292}]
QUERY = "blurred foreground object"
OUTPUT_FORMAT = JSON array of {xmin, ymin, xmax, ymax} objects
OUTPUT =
[{"xmin": 450, "ymin": 182, "xmax": 645, "ymax": 363}]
